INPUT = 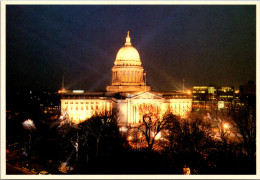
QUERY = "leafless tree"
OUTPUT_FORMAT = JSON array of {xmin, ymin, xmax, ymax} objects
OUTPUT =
[
  {"xmin": 129, "ymin": 110, "xmax": 175, "ymax": 151},
  {"xmin": 78, "ymin": 110, "xmax": 119, "ymax": 157},
  {"xmin": 206, "ymin": 105, "xmax": 256, "ymax": 159},
  {"xmin": 204, "ymin": 108, "xmax": 234, "ymax": 144},
  {"xmin": 230, "ymin": 106, "xmax": 256, "ymax": 159},
  {"xmin": 165, "ymin": 115, "xmax": 214, "ymax": 156}
]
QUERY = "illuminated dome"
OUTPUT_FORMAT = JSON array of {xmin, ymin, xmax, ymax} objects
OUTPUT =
[
  {"xmin": 114, "ymin": 31, "xmax": 142, "ymax": 66},
  {"xmin": 106, "ymin": 31, "xmax": 151, "ymax": 92}
]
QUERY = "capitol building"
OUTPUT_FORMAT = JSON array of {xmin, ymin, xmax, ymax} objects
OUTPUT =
[{"xmin": 59, "ymin": 32, "xmax": 192, "ymax": 126}]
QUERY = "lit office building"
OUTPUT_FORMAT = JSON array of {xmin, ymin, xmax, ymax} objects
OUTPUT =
[
  {"xmin": 192, "ymin": 85, "xmax": 235, "ymax": 110},
  {"xmin": 192, "ymin": 86, "xmax": 217, "ymax": 110}
]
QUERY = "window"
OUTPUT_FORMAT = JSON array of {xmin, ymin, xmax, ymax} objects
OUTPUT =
[
  {"xmin": 76, "ymin": 102, "xmax": 78, "ymax": 104},
  {"xmin": 65, "ymin": 102, "xmax": 68, "ymax": 104},
  {"xmin": 70, "ymin": 102, "xmax": 73, "ymax": 104}
]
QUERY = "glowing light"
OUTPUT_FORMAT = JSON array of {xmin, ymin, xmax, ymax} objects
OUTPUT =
[
  {"xmin": 127, "ymin": 136, "xmax": 133, "ymax": 141},
  {"xmin": 119, "ymin": 126, "xmax": 128, "ymax": 132},
  {"xmin": 154, "ymin": 132, "xmax": 162, "ymax": 140},
  {"xmin": 73, "ymin": 90, "xmax": 84, "ymax": 93},
  {"xmin": 223, "ymin": 122, "xmax": 230, "ymax": 129},
  {"xmin": 22, "ymin": 119, "xmax": 36, "ymax": 131},
  {"xmin": 187, "ymin": 90, "xmax": 192, "ymax": 95},
  {"xmin": 58, "ymin": 90, "xmax": 69, "ymax": 94}
]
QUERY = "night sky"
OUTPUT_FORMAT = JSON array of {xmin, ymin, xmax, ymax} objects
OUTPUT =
[{"xmin": 6, "ymin": 5, "xmax": 256, "ymax": 92}]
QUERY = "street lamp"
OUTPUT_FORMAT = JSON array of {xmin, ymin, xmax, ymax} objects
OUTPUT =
[
  {"xmin": 222, "ymin": 122, "xmax": 230, "ymax": 142},
  {"xmin": 223, "ymin": 122, "xmax": 229, "ymax": 130}
]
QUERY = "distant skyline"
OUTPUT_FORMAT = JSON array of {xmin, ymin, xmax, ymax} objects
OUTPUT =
[{"xmin": 6, "ymin": 5, "xmax": 256, "ymax": 92}]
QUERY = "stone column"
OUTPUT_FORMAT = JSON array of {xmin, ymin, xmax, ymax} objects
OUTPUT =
[
  {"xmin": 127, "ymin": 71, "xmax": 129, "ymax": 83},
  {"xmin": 125, "ymin": 71, "xmax": 127, "ymax": 83},
  {"xmin": 132, "ymin": 105, "xmax": 135, "ymax": 124},
  {"xmin": 118, "ymin": 71, "xmax": 121, "ymax": 83},
  {"xmin": 123, "ymin": 71, "xmax": 125, "ymax": 83},
  {"xmin": 127, "ymin": 70, "xmax": 130, "ymax": 83},
  {"xmin": 112, "ymin": 72, "xmax": 115, "ymax": 83},
  {"xmin": 114, "ymin": 72, "xmax": 116, "ymax": 82},
  {"xmin": 136, "ymin": 72, "xmax": 139, "ymax": 83},
  {"xmin": 127, "ymin": 99, "xmax": 131, "ymax": 125},
  {"xmin": 130, "ymin": 71, "xmax": 133, "ymax": 83},
  {"xmin": 136, "ymin": 71, "xmax": 138, "ymax": 83}
]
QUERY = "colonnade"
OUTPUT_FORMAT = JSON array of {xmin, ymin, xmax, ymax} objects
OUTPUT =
[{"xmin": 112, "ymin": 70, "xmax": 144, "ymax": 84}]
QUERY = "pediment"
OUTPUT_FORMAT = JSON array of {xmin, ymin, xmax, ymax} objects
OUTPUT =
[{"xmin": 130, "ymin": 92, "xmax": 163, "ymax": 100}]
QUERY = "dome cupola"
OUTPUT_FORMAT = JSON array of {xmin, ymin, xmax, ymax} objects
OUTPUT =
[
  {"xmin": 106, "ymin": 31, "xmax": 150, "ymax": 92},
  {"xmin": 114, "ymin": 31, "xmax": 142, "ymax": 66}
]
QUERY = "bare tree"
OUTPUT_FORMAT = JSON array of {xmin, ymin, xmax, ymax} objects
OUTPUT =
[
  {"xmin": 164, "ymin": 114, "xmax": 216, "ymax": 174},
  {"xmin": 207, "ymin": 105, "xmax": 256, "ymax": 159},
  {"xmin": 205, "ymin": 109, "xmax": 233, "ymax": 144},
  {"xmin": 57, "ymin": 122, "xmax": 79, "ymax": 162},
  {"xmin": 78, "ymin": 111, "xmax": 119, "ymax": 157},
  {"xmin": 129, "ymin": 110, "xmax": 174, "ymax": 151},
  {"xmin": 166, "ymin": 115, "xmax": 214, "ymax": 154},
  {"xmin": 230, "ymin": 106, "xmax": 256, "ymax": 159}
]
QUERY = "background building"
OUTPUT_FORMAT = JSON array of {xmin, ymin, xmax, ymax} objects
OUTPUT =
[
  {"xmin": 239, "ymin": 81, "xmax": 256, "ymax": 105},
  {"xmin": 216, "ymin": 86, "xmax": 234, "ymax": 110},
  {"xmin": 192, "ymin": 85, "xmax": 234, "ymax": 111}
]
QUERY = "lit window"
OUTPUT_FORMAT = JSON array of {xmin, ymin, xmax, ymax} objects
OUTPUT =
[
  {"xmin": 70, "ymin": 102, "xmax": 73, "ymax": 104},
  {"xmin": 81, "ymin": 102, "xmax": 83, "ymax": 104},
  {"xmin": 65, "ymin": 102, "xmax": 68, "ymax": 104},
  {"xmin": 76, "ymin": 102, "xmax": 78, "ymax": 104},
  {"xmin": 76, "ymin": 106, "xmax": 78, "ymax": 110}
]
